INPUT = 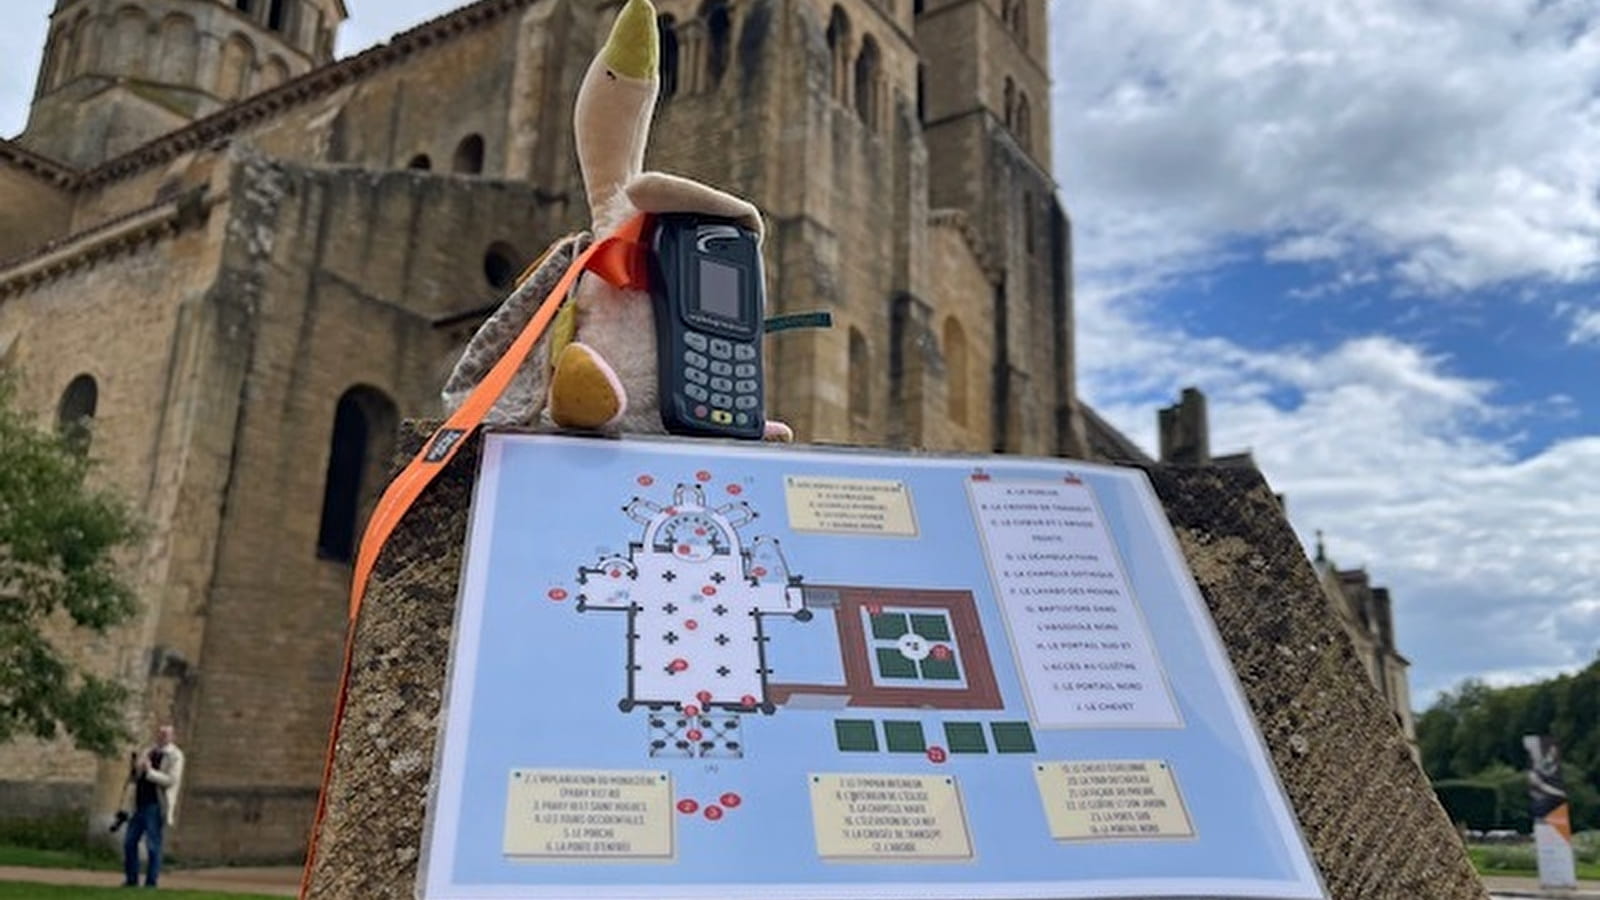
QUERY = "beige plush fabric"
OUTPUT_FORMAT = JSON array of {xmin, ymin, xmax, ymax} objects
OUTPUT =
[{"xmin": 439, "ymin": 233, "xmax": 587, "ymax": 427}]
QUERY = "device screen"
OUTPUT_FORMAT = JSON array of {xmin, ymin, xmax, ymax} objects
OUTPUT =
[{"xmin": 696, "ymin": 257, "xmax": 745, "ymax": 324}]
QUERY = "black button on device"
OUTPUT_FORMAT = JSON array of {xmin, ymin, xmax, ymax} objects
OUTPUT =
[
  {"xmin": 711, "ymin": 377, "xmax": 734, "ymax": 392},
  {"xmin": 710, "ymin": 361, "xmax": 733, "ymax": 376},
  {"xmin": 685, "ymin": 368, "xmax": 709, "ymax": 386},
  {"xmin": 686, "ymin": 351, "xmax": 710, "ymax": 369},
  {"xmin": 686, "ymin": 384, "xmax": 710, "ymax": 402},
  {"xmin": 736, "ymin": 380, "xmax": 757, "ymax": 394},
  {"xmin": 685, "ymin": 332, "xmax": 709, "ymax": 352},
  {"xmin": 734, "ymin": 344, "xmax": 756, "ymax": 361},
  {"xmin": 709, "ymin": 339, "xmax": 734, "ymax": 359},
  {"xmin": 711, "ymin": 393, "xmax": 733, "ymax": 409},
  {"xmin": 734, "ymin": 364, "xmax": 757, "ymax": 378},
  {"xmin": 735, "ymin": 396, "xmax": 758, "ymax": 411}
]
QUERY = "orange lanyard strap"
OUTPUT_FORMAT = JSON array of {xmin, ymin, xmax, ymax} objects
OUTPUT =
[
  {"xmin": 349, "ymin": 212, "xmax": 649, "ymax": 621},
  {"xmin": 299, "ymin": 213, "xmax": 650, "ymax": 900}
]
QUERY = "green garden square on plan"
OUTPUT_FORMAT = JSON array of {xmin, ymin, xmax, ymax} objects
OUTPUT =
[
  {"xmin": 870, "ymin": 613, "xmax": 909, "ymax": 641},
  {"xmin": 944, "ymin": 722, "xmax": 988, "ymax": 753},
  {"xmin": 834, "ymin": 720, "xmax": 879, "ymax": 752},
  {"xmin": 876, "ymin": 647, "xmax": 919, "ymax": 679},
  {"xmin": 920, "ymin": 655, "xmax": 961, "ymax": 680},
  {"xmin": 991, "ymin": 721, "xmax": 1036, "ymax": 753},
  {"xmin": 909, "ymin": 613, "xmax": 952, "ymax": 641},
  {"xmin": 883, "ymin": 721, "xmax": 927, "ymax": 753}
]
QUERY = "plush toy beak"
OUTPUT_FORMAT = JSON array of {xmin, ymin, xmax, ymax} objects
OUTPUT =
[{"xmin": 603, "ymin": 0, "xmax": 659, "ymax": 82}]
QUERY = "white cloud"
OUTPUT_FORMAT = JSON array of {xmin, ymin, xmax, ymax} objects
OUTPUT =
[
  {"xmin": 1079, "ymin": 301, "xmax": 1600, "ymax": 704},
  {"xmin": 1570, "ymin": 307, "xmax": 1600, "ymax": 344},
  {"xmin": 1050, "ymin": 0, "xmax": 1600, "ymax": 294},
  {"xmin": 1051, "ymin": 0, "xmax": 1600, "ymax": 707}
]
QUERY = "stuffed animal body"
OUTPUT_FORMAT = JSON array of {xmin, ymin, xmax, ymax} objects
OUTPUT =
[{"xmin": 442, "ymin": 0, "xmax": 790, "ymax": 442}]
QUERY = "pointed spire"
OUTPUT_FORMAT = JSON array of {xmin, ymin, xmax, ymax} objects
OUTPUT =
[{"xmin": 1314, "ymin": 530, "xmax": 1327, "ymax": 563}]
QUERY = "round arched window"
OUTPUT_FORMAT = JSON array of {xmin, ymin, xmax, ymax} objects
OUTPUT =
[{"xmin": 484, "ymin": 242, "xmax": 521, "ymax": 290}]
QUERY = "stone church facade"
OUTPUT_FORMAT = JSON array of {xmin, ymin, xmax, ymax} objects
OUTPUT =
[{"xmin": 0, "ymin": 0, "xmax": 1090, "ymax": 861}]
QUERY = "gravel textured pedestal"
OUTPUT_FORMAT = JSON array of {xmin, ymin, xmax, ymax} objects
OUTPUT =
[{"xmin": 304, "ymin": 423, "xmax": 1487, "ymax": 900}]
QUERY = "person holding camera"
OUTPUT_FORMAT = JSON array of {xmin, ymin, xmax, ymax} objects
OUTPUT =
[{"xmin": 120, "ymin": 724, "xmax": 184, "ymax": 888}]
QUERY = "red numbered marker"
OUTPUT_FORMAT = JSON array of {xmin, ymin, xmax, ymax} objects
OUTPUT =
[
  {"xmin": 927, "ymin": 746, "xmax": 948, "ymax": 764},
  {"xmin": 547, "ymin": 588, "xmax": 568, "ymax": 602},
  {"xmin": 720, "ymin": 792, "xmax": 742, "ymax": 809},
  {"xmin": 727, "ymin": 484, "xmax": 743, "ymax": 496},
  {"xmin": 686, "ymin": 729, "xmax": 703, "ymax": 742},
  {"xmin": 702, "ymin": 585, "xmax": 717, "ymax": 597},
  {"xmin": 671, "ymin": 659, "xmax": 689, "ymax": 673},
  {"xmin": 677, "ymin": 799, "xmax": 699, "ymax": 815},
  {"xmin": 685, "ymin": 619, "xmax": 700, "ymax": 631},
  {"xmin": 684, "ymin": 704, "xmax": 700, "ymax": 717},
  {"xmin": 696, "ymin": 470, "xmax": 713, "ymax": 483},
  {"xmin": 609, "ymin": 569, "xmax": 622, "ymax": 579},
  {"xmin": 638, "ymin": 475, "xmax": 655, "ymax": 487},
  {"xmin": 752, "ymin": 567, "xmax": 767, "ymax": 577},
  {"xmin": 696, "ymin": 690, "xmax": 713, "ymax": 705},
  {"xmin": 704, "ymin": 805, "xmax": 724, "ymax": 821},
  {"xmin": 931, "ymin": 645, "xmax": 952, "ymax": 661},
  {"xmin": 740, "ymin": 694, "xmax": 757, "ymax": 708}
]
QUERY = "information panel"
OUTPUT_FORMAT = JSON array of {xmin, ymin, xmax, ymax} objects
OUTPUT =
[{"xmin": 420, "ymin": 434, "xmax": 1326, "ymax": 900}]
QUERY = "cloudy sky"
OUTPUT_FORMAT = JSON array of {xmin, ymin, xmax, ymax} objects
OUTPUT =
[{"xmin": 3, "ymin": 1, "xmax": 1597, "ymax": 707}]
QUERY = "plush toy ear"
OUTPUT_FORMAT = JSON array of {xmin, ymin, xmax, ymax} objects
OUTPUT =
[{"xmin": 625, "ymin": 172, "xmax": 765, "ymax": 242}]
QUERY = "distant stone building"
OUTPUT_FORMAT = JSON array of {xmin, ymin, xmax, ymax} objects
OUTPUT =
[
  {"xmin": 0, "ymin": 0, "xmax": 1087, "ymax": 862},
  {"xmin": 1138, "ymin": 387, "xmax": 1417, "ymax": 745}
]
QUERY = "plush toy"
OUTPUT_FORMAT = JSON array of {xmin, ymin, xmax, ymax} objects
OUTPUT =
[{"xmin": 442, "ymin": 0, "xmax": 793, "ymax": 442}]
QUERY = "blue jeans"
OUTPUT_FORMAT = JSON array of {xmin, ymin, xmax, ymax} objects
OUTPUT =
[{"xmin": 122, "ymin": 802, "xmax": 164, "ymax": 887}]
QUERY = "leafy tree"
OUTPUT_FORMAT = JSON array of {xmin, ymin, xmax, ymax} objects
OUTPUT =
[
  {"xmin": 1420, "ymin": 656, "xmax": 1600, "ymax": 831},
  {"xmin": 0, "ymin": 374, "xmax": 143, "ymax": 755}
]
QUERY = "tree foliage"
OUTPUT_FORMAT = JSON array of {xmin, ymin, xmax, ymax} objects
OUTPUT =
[
  {"xmin": 0, "ymin": 375, "xmax": 143, "ymax": 756},
  {"xmin": 1419, "ymin": 658, "xmax": 1600, "ymax": 831}
]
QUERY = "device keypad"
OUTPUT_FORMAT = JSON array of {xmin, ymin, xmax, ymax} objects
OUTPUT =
[{"xmin": 682, "ymin": 328, "xmax": 760, "ymax": 425}]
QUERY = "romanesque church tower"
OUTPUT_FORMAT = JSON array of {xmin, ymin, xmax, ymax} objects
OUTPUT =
[
  {"xmin": 20, "ymin": 0, "xmax": 347, "ymax": 166},
  {"xmin": 0, "ymin": 0, "xmax": 1095, "ymax": 862}
]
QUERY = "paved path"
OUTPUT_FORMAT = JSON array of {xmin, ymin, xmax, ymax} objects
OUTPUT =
[
  {"xmin": 0, "ymin": 864, "xmax": 299, "ymax": 896},
  {"xmin": 1485, "ymin": 874, "xmax": 1600, "ymax": 899}
]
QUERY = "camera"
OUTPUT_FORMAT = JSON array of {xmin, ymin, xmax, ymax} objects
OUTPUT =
[{"xmin": 108, "ymin": 810, "xmax": 130, "ymax": 833}]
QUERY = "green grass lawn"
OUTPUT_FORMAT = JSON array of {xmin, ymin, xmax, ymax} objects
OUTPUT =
[
  {"xmin": 1468, "ymin": 845, "xmax": 1600, "ymax": 880},
  {"xmin": 0, "ymin": 885, "xmax": 280, "ymax": 900},
  {"xmin": 0, "ymin": 845, "xmax": 119, "ymax": 871}
]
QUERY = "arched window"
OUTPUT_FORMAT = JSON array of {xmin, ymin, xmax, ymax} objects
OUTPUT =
[
  {"xmin": 46, "ymin": 26, "xmax": 72, "ymax": 89},
  {"xmin": 217, "ymin": 34, "xmax": 255, "ymax": 100},
  {"xmin": 317, "ymin": 387, "xmax": 398, "ymax": 562},
  {"xmin": 1015, "ymin": 91, "xmax": 1031, "ymax": 149},
  {"xmin": 1014, "ymin": 1, "xmax": 1028, "ymax": 48},
  {"xmin": 854, "ymin": 36, "xmax": 880, "ymax": 129},
  {"xmin": 73, "ymin": 16, "xmax": 104, "ymax": 76},
  {"xmin": 259, "ymin": 55, "xmax": 290, "ymax": 91},
  {"xmin": 453, "ymin": 134, "xmax": 486, "ymax": 174},
  {"xmin": 483, "ymin": 242, "xmax": 522, "ymax": 290},
  {"xmin": 58, "ymin": 374, "xmax": 98, "ymax": 454},
  {"xmin": 235, "ymin": 0, "xmax": 255, "ymax": 14},
  {"xmin": 826, "ymin": 6, "xmax": 850, "ymax": 105},
  {"xmin": 944, "ymin": 318, "xmax": 969, "ymax": 426},
  {"xmin": 702, "ymin": 0, "xmax": 731, "ymax": 87},
  {"xmin": 1003, "ymin": 76, "xmax": 1015, "ymax": 129},
  {"xmin": 407, "ymin": 154, "xmax": 432, "ymax": 170},
  {"xmin": 848, "ymin": 328, "xmax": 870, "ymax": 422},
  {"xmin": 111, "ymin": 8, "xmax": 148, "ymax": 79},
  {"xmin": 658, "ymin": 15, "xmax": 680, "ymax": 98},
  {"xmin": 157, "ymin": 16, "xmax": 198, "ymax": 85},
  {"xmin": 266, "ymin": 0, "xmax": 288, "ymax": 32}
]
